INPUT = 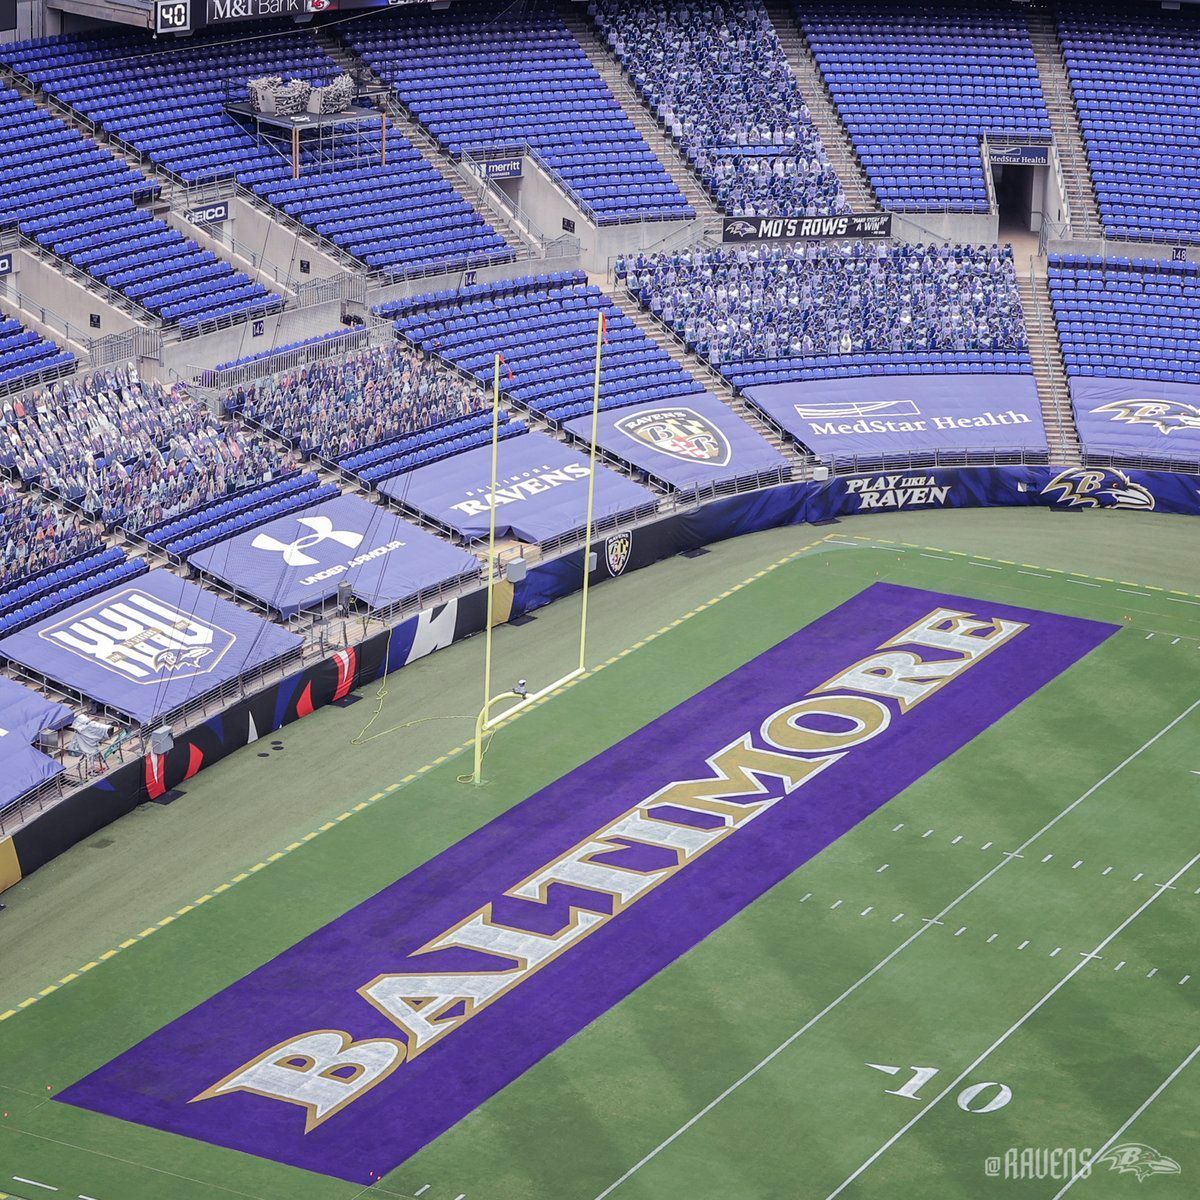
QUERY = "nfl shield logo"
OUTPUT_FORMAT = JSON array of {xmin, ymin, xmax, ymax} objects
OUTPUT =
[
  {"xmin": 605, "ymin": 532, "xmax": 633, "ymax": 577},
  {"xmin": 614, "ymin": 407, "xmax": 732, "ymax": 467}
]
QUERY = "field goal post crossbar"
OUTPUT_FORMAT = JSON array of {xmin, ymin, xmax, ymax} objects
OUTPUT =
[{"xmin": 470, "ymin": 312, "xmax": 607, "ymax": 785}]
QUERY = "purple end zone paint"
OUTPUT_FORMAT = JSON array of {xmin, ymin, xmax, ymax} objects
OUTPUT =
[{"xmin": 60, "ymin": 584, "xmax": 1116, "ymax": 1182}]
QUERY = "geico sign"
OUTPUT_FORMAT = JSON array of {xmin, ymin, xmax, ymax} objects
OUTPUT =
[
  {"xmin": 0, "ymin": 253, "xmax": 11, "ymax": 276},
  {"xmin": 186, "ymin": 203, "xmax": 229, "ymax": 226}
]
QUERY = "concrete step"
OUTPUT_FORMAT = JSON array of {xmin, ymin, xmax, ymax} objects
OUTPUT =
[
  {"xmin": 608, "ymin": 286, "xmax": 808, "ymax": 467},
  {"xmin": 313, "ymin": 29, "xmax": 534, "ymax": 258},
  {"xmin": 1017, "ymin": 274, "xmax": 1082, "ymax": 460},
  {"xmin": 558, "ymin": 7, "xmax": 724, "ymax": 234},
  {"xmin": 1026, "ymin": 8, "xmax": 1104, "ymax": 240},
  {"xmin": 763, "ymin": 2, "xmax": 879, "ymax": 213}
]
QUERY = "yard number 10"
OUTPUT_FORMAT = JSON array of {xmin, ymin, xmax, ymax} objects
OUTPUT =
[{"xmin": 867, "ymin": 1062, "xmax": 1013, "ymax": 1113}]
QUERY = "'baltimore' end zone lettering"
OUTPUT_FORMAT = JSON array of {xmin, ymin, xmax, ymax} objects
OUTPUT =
[{"xmin": 194, "ymin": 605, "xmax": 1025, "ymax": 1129}]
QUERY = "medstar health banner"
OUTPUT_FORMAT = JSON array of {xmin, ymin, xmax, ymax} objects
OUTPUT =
[
  {"xmin": 1069, "ymin": 376, "xmax": 1200, "ymax": 462},
  {"xmin": 0, "ymin": 570, "xmax": 302, "ymax": 723},
  {"xmin": 380, "ymin": 431, "xmax": 657, "ymax": 543},
  {"xmin": 63, "ymin": 584, "xmax": 1115, "ymax": 1182},
  {"xmin": 563, "ymin": 392, "xmax": 789, "ymax": 489},
  {"xmin": 746, "ymin": 373, "xmax": 1048, "ymax": 461},
  {"xmin": 189, "ymin": 495, "xmax": 481, "ymax": 618}
]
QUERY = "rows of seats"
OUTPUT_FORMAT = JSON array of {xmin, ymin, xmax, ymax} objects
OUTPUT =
[
  {"xmin": 222, "ymin": 339, "xmax": 489, "ymax": 461},
  {"xmin": 0, "ymin": 368, "xmax": 292, "ymax": 533},
  {"xmin": 0, "ymin": 543, "xmax": 120, "ymax": 617},
  {"xmin": 1059, "ymin": 3, "xmax": 1200, "ymax": 242},
  {"xmin": 797, "ymin": 1, "xmax": 1050, "ymax": 211},
  {"xmin": 621, "ymin": 243, "xmax": 1030, "ymax": 389},
  {"xmin": 1048, "ymin": 254, "xmax": 1200, "ymax": 380},
  {"xmin": 383, "ymin": 272, "xmax": 709, "ymax": 425},
  {"xmin": 138, "ymin": 471, "xmax": 335, "ymax": 559},
  {"xmin": 0, "ymin": 87, "xmax": 280, "ymax": 330},
  {"xmin": 0, "ymin": 550, "xmax": 147, "ymax": 638},
  {"xmin": 590, "ymin": 0, "xmax": 846, "ymax": 217},
  {"xmin": 1, "ymin": 28, "xmax": 510, "ymax": 279},
  {"xmin": 0, "ymin": 317, "xmax": 75, "ymax": 394},
  {"xmin": 342, "ymin": 3, "xmax": 693, "ymax": 225},
  {"xmin": 0, "ymin": 479, "xmax": 103, "ymax": 593},
  {"xmin": 211, "ymin": 327, "xmax": 366, "ymax": 374},
  {"xmin": 345, "ymin": 411, "xmax": 527, "ymax": 486}
]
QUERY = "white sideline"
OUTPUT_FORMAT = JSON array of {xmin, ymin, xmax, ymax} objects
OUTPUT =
[
  {"xmin": 825, "ymin": 849, "xmax": 1200, "ymax": 1198},
  {"xmin": 1049, "ymin": 1040, "xmax": 1200, "ymax": 1198},
  {"xmin": 590, "ymin": 695, "xmax": 1200, "ymax": 1200}
]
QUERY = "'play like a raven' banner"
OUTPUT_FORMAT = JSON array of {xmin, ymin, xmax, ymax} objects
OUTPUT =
[
  {"xmin": 746, "ymin": 372, "xmax": 1048, "ymax": 462},
  {"xmin": 722, "ymin": 213, "xmax": 893, "ymax": 242},
  {"xmin": 380, "ymin": 431, "xmax": 657, "ymax": 544},
  {"xmin": 563, "ymin": 392, "xmax": 789, "ymax": 490},
  {"xmin": 1070, "ymin": 376, "xmax": 1200, "ymax": 463},
  {"xmin": 61, "ymin": 585, "xmax": 1116, "ymax": 1180},
  {"xmin": 0, "ymin": 571, "xmax": 302, "ymax": 723},
  {"xmin": 189, "ymin": 496, "xmax": 480, "ymax": 619}
]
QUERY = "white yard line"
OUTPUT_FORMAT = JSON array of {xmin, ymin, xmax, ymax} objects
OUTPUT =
[
  {"xmin": 1050, "ymin": 1040, "xmax": 1200, "ymax": 1198},
  {"xmin": 826, "ymin": 850, "xmax": 1200, "ymax": 1199},
  {"xmin": 590, "ymin": 697, "xmax": 1200, "ymax": 1200}
]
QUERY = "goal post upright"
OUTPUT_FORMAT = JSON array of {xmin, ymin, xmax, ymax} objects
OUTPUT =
[{"xmin": 469, "ymin": 315, "xmax": 605, "ymax": 785}]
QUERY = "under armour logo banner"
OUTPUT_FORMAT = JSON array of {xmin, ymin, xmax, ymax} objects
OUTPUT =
[{"xmin": 253, "ymin": 517, "xmax": 364, "ymax": 568}]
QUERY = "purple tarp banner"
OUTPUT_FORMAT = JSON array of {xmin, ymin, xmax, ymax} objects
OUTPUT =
[
  {"xmin": 0, "ymin": 570, "xmax": 302, "ymax": 723},
  {"xmin": 0, "ymin": 674, "xmax": 73, "ymax": 809},
  {"xmin": 745, "ymin": 372, "xmax": 1047, "ymax": 461},
  {"xmin": 62, "ymin": 583, "xmax": 1116, "ymax": 1182},
  {"xmin": 1070, "ymin": 376, "xmax": 1200, "ymax": 462},
  {"xmin": 563, "ymin": 393, "xmax": 789, "ymax": 489},
  {"xmin": 189, "ymin": 495, "xmax": 481, "ymax": 619},
  {"xmin": 379, "ymin": 431, "xmax": 657, "ymax": 543}
]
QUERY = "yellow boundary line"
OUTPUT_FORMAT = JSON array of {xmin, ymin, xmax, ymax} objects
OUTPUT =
[{"xmin": 0, "ymin": 533, "xmax": 839, "ymax": 1025}]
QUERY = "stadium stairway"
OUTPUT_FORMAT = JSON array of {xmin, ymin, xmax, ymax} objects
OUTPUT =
[
  {"xmin": 763, "ymin": 2, "xmax": 880, "ymax": 214},
  {"xmin": 557, "ymin": 6, "xmax": 724, "ymax": 237},
  {"xmin": 1026, "ymin": 7, "xmax": 1103, "ymax": 239},
  {"xmin": 1017, "ymin": 271, "xmax": 1082, "ymax": 461},
  {"xmin": 604, "ymin": 282, "xmax": 809, "ymax": 474},
  {"xmin": 313, "ymin": 29, "xmax": 537, "ymax": 262}
]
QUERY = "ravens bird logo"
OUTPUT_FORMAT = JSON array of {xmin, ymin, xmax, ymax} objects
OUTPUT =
[
  {"xmin": 1041, "ymin": 468, "xmax": 1156, "ymax": 511},
  {"xmin": 725, "ymin": 220, "xmax": 759, "ymax": 239},
  {"xmin": 153, "ymin": 646, "xmax": 213, "ymax": 673},
  {"xmin": 1094, "ymin": 1142, "xmax": 1181, "ymax": 1182},
  {"xmin": 1093, "ymin": 397, "xmax": 1200, "ymax": 436}
]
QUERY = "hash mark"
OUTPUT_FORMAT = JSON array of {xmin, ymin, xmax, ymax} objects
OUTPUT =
[
  {"xmin": 1103, "ymin": 866, "xmax": 1113, "ymax": 876},
  {"xmin": 1118, "ymin": 588, "xmax": 1150, "ymax": 596},
  {"xmin": 954, "ymin": 926, "xmax": 966, "ymax": 936},
  {"xmin": 1147, "ymin": 968, "xmax": 1158, "ymax": 978},
  {"xmin": 892, "ymin": 823, "xmax": 905, "ymax": 832},
  {"xmin": 1019, "ymin": 570, "xmax": 1051, "ymax": 579},
  {"xmin": 1050, "ymin": 947, "xmax": 1062, "ymax": 957},
  {"xmin": 920, "ymin": 553, "xmax": 952, "ymax": 561},
  {"xmin": 1041, "ymin": 853, "xmax": 1053, "ymax": 863},
  {"xmin": 981, "ymin": 841, "xmax": 993, "ymax": 850},
  {"xmin": 830, "ymin": 900, "xmax": 843, "ymax": 910},
  {"xmin": 1018, "ymin": 940, "xmax": 1030, "ymax": 950},
  {"xmin": 892, "ymin": 913, "xmax": 905, "ymax": 923},
  {"xmin": 951, "ymin": 835, "xmax": 963, "ymax": 845},
  {"xmin": 1072, "ymin": 861, "xmax": 1083, "ymax": 870},
  {"xmin": 415, "ymin": 1187, "xmax": 430, "ymax": 1197},
  {"xmin": 1181, "ymin": 976, "xmax": 1191, "ymax": 985},
  {"xmin": 861, "ymin": 907, "xmax": 874, "ymax": 917},
  {"xmin": 1133, "ymin": 872, "xmax": 1144, "ymax": 882},
  {"xmin": 1114, "ymin": 961, "xmax": 1126, "ymax": 972},
  {"xmin": 922, "ymin": 829, "xmax": 934, "ymax": 838},
  {"xmin": 12, "ymin": 1181, "xmax": 57, "ymax": 1193},
  {"xmin": 969, "ymin": 561, "xmax": 1001, "ymax": 570},
  {"xmin": 987, "ymin": 934, "xmax": 998, "ymax": 943},
  {"xmin": 876, "ymin": 864, "xmax": 889, "ymax": 873},
  {"xmin": 801, "ymin": 892, "xmax": 812, "ymax": 902}
]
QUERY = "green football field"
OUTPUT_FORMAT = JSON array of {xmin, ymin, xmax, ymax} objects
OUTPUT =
[{"xmin": 1, "ymin": 510, "xmax": 1199, "ymax": 1200}]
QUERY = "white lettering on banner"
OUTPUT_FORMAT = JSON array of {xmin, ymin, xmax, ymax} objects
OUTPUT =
[
  {"xmin": 297, "ymin": 541, "xmax": 405, "ymax": 587},
  {"xmin": 807, "ymin": 410, "xmax": 1031, "ymax": 438},
  {"xmin": 199, "ymin": 605, "xmax": 1027, "ymax": 1129},
  {"xmin": 451, "ymin": 463, "xmax": 591, "ymax": 516},
  {"xmin": 844, "ymin": 475, "xmax": 953, "ymax": 511}
]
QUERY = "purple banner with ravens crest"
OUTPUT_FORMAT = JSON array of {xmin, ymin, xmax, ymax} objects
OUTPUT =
[
  {"xmin": 564, "ymin": 392, "xmax": 790, "ymax": 491},
  {"xmin": 1070, "ymin": 376, "xmax": 1200, "ymax": 464}
]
